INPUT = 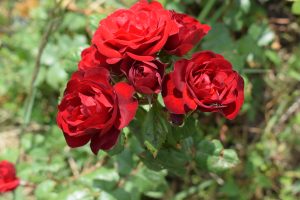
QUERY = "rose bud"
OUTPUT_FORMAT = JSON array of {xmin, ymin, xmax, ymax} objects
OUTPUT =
[
  {"xmin": 0, "ymin": 161, "xmax": 20, "ymax": 193},
  {"xmin": 92, "ymin": 0, "xmax": 178, "ymax": 64},
  {"xmin": 56, "ymin": 67, "xmax": 138, "ymax": 154},
  {"xmin": 162, "ymin": 51, "xmax": 244, "ymax": 120},
  {"xmin": 164, "ymin": 12, "xmax": 210, "ymax": 56},
  {"xmin": 121, "ymin": 59, "xmax": 166, "ymax": 94},
  {"xmin": 169, "ymin": 113, "xmax": 185, "ymax": 126}
]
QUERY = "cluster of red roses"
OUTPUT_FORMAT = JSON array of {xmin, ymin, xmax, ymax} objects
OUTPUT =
[
  {"xmin": 57, "ymin": 0, "xmax": 244, "ymax": 155},
  {"xmin": 0, "ymin": 161, "xmax": 19, "ymax": 193}
]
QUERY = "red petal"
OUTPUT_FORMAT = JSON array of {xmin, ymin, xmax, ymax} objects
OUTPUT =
[
  {"xmin": 207, "ymin": 58, "xmax": 233, "ymax": 71},
  {"xmin": 0, "ymin": 180, "xmax": 20, "ymax": 193},
  {"xmin": 145, "ymin": 22, "xmax": 172, "ymax": 55},
  {"xmin": 223, "ymin": 74, "xmax": 244, "ymax": 120},
  {"xmin": 162, "ymin": 74, "xmax": 196, "ymax": 114},
  {"xmin": 82, "ymin": 68, "xmax": 111, "ymax": 87},
  {"xmin": 97, "ymin": 42, "xmax": 122, "ymax": 58},
  {"xmin": 172, "ymin": 59, "xmax": 189, "ymax": 91},
  {"xmin": 63, "ymin": 133, "xmax": 92, "ymax": 148},
  {"xmin": 127, "ymin": 52, "xmax": 154, "ymax": 62},
  {"xmin": 114, "ymin": 82, "xmax": 138, "ymax": 129},
  {"xmin": 107, "ymin": 57, "xmax": 122, "ymax": 64},
  {"xmin": 90, "ymin": 127, "xmax": 120, "ymax": 154},
  {"xmin": 201, "ymin": 24, "xmax": 211, "ymax": 34},
  {"xmin": 191, "ymin": 51, "xmax": 222, "ymax": 64}
]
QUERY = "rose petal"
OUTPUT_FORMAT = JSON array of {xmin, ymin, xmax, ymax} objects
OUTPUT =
[
  {"xmin": 63, "ymin": 133, "xmax": 92, "ymax": 148},
  {"xmin": 222, "ymin": 74, "xmax": 244, "ymax": 120},
  {"xmin": 114, "ymin": 82, "xmax": 138, "ymax": 129},
  {"xmin": 162, "ymin": 73, "xmax": 195, "ymax": 114},
  {"xmin": 172, "ymin": 59, "xmax": 189, "ymax": 91},
  {"xmin": 191, "ymin": 51, "xmax": 223, "ymax": 64},
  {"xmin": 97, "ymin": 42, "xmax": 122, "ymax": 58},
  {"xmin": 90, "ymin": 127, "xmax": 120, "ymax": 154},
  {"xmin": 82, "ymin": 67, "xmax": 111, "ymax": 87},
  {"xmin": 127, "ymin": 52, "xmax": 154, "ymax": 62},
  {"xmin": 0, "ymin": 180, "xmax": 20, "ymax": 193}
]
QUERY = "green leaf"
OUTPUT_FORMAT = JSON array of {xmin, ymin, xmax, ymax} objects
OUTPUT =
[
  {"xmin": 141, "ymin": 104, "xmax": 169, "ymax": 157},
  {"xmin": 248, "ymin": 22, "xmax": 275, "ymax": 47},
  {"xmin": 93, "ymin": 179, "xmax": 117, "ymax": 192},
  {"xmin": 255, "ymin": 173, "xmax": 272, "ymax": 188},
  {"xmin": 0, "ymin": 148, "xmax": 19, "ymax": 163},
  {"xmin": 62, "ymin": 13, "xmax": 87, "ymax": 31},
  {"xmin": 207, "ymin": 149, "xmax": 239, "ymax": 172},
  {"xmin": 128, "ymin": 167, "xmax": 167, "ymax": 196},
  {"xmin": 85, "ymin": 167, "xmax": 119, "ymax": 182},
  {"xmin": 240, "ymin": 0, "xmax": 251, "ymax": 13},
  {"xmin": 46, "ymin": 65, "xmax": 67, "ymax": 90},
  {"xmin": 111, "ymin": 188, "xmax": 132, "ymax": 200},
  {"xmin": 65, "ymin": 190, "xmax": 92, "ymax": 200},
  {"xmin": 82, "ymin": 167, "xmax": 120, "ymax": 191},
  {"xmin": 223, "ymin": 9, "xmax": 244, "ymax": 31},
  {"xmin": 166, "ymin": 117, "xmax": 202, "ymax": 147},
  {"xmin": 89, "ymin": 14, "xmax": 107, "ymax": 32},
  {"xmin": 116, "ymin": 149, "xmax": 134, "ymax": 176},
  {"xmin": 265, "ymin": 50, "xmax": 282, "ymax": 66},
  {"xmin": 156, "ymin": 0, "xmax": 167, "ymax": 6},
  {"xmin": 35, "ymin": 180, "xmax": 57, "ymax": 199},
  {"xmin": 166, "ymin": 2, "xmax": 185, "ymax": 13},
  {"xmin": 220, "ymin": 179, "xmax": 240, "ymax": 197},
  {"xmin": 202, "ymin": 23, "xmax": 235, "ymax": 53},
  {"xmin": 140, "ymin": 148, "xmax": 189, "ymax": 176},
  {"xmin": 292, "ymin": 1, "xmax": 300, "ymax": 15},
  {"xmin": 195, "ymin": 140, "xmax": 239, "ymax": 172}
]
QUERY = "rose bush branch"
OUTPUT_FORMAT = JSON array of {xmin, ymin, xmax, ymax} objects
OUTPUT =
[{"xmin": 23, "ymin": 0, "xmax": 69, "ymax": 127}]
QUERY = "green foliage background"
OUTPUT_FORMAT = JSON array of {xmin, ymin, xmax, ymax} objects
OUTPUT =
[{"xmin": 0, "ymin": 0, "xmax": 300, "ymax": 199}]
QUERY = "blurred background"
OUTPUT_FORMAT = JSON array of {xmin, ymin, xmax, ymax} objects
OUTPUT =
[{"xmin": 0, "ymin": 0, "xmax": 300, "ymax": 199}]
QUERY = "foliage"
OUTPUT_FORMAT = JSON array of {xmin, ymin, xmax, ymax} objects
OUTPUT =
[{"xmin": 0, "ymin": 0, "xmax": 299, "ymax": 199}]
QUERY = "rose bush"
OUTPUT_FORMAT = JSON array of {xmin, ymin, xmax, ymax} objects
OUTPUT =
[
  {"xmin": 162, "ymin": 51, "xmax": 244, "ymax": 120},
  {"xmin": 0, "ymin": 161, "xmax": 20, "ymax": 193},
  {"xmin": 56, "ymin": 67, "xmax": 138, "ymax": 154},
  {"xmin": 57, "ymin": 0, "xmax": 244, "ymax": 155}
]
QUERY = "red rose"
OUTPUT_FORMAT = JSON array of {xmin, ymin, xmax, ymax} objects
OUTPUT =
[
  {"xmin": 56, "ymin": 67, "xmax": 138, "ymax": 154},
  {"xmin": 121, "ymin": 59, "xmax": 165, "ymax": 94},
  {"xmin": 164, "ymin": 12, "xmax": 211, "ymax": 57},
  {"xmin": 92, "ymin": 0, "xmax": 178, "ymax": 64},
  {"xmin": 162, "ymin": 51, "xmax": 244, "ymax": 120},
  {"xmin": 0, "ymin": 161, "xmax": 20, "ymax": 193}
]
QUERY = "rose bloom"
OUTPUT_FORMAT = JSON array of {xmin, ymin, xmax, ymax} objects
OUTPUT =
[
  {"xmin": 56, "ymin": 67, "xmax": 138, "ymax": 154},
  {"xmin": 0, "ymin": 161, "xmax": 20, "ymax": 193},
  {"xmin": 164, "ymin": 11, "xmax": 210, "ymax": 56},
  {"xmin": 162, "ymin": 51, "xmax": 244, "ymax": 120},
  {"xmin": 92, "ymin": 0, "xmax": 178, "ymax": 64},
  {"xmin": 121, "ymin": 58, "xmax": 165, "ymax": 94}
]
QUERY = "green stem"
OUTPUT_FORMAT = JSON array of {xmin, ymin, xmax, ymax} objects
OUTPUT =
[
  {"xmin": 210, "ymin": 0, "xmax": 230, "ymax": 23},
  {"xmin": 22, "ymin": 18, "xmax": 59, "ymax": 127},
  {"xmin": 198, "ymin": 0, "xmax": 218, "ymax": 22}
]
